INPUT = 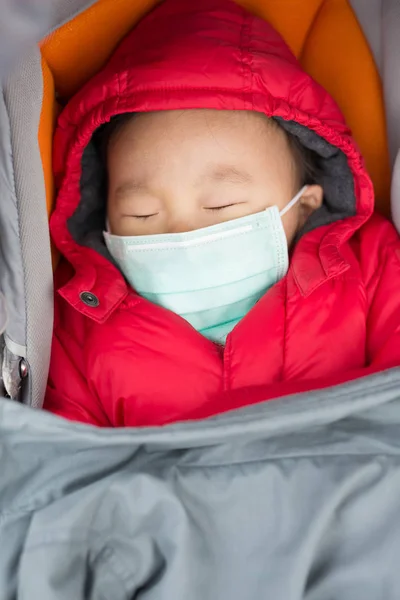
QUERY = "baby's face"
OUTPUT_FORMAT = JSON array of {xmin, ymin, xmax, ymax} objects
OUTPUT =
[{"xmin": 107, "ymin": 109, "xmax": 322, "ymax": 244}]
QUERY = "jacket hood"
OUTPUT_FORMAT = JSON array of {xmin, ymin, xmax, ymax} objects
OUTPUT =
[{"xmin": 51, "ymin": 0, "xmax": 374, "ymax": 321}]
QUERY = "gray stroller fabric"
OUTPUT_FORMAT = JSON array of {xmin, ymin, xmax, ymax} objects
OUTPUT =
[
  {"xmin": 45, "ymin": 0, "xmax": 98, "ymax": 35},
  {"xmin": 349, "ymin": 0, "xmax": 382, "ymax": 73},
  {"xmin": 350, "ymin": 0, "xmax": 400, "ymax": 168},
  {"xmin": 2, "ymin": 369, "xmax": 400, "ymax": 599},
  {"xmin": 0, "ymin": 0, "xmax": 52, "ymax": 79},
  {"xmin": 1, "ymin": 49, "xmax": 54, "ymax": 407},
  {"xmin": 0, "ymin": 0, "xmax": 97, "ymax": 407}
]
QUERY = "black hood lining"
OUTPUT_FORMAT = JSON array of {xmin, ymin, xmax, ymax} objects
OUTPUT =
[{"xmin": 276, "ymin": 118, "xmax": 356, "ymax": 235}]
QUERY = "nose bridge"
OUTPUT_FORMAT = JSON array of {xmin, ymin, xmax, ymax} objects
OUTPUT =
[
  {"xmin": 166, "ymin": 193, "xmax": 198, "ymax": 234},
  {"xmin": 169, "ymin": 219, "xmax": 196, "ymax": 234}
]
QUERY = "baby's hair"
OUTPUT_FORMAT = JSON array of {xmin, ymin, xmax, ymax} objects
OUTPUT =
[
  {"xmin": 96, "ymin": 111, "xmax": 322, "ymax": 186},
  {"xmin": 95, "ymin": 113, "xmax": 136, "ymax": 163},
  {"xmin": 267, "ymin": 117, "xmax": 321, "ymax": 187},
  {"xmin": 285, "ymin": 130, "xmax": 322, "ymax": 187}
]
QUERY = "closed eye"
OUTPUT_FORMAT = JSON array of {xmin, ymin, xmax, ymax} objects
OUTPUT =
[
  {"xmin": 132, "ymin": 214, "xmax": 158, "ymax": 220},
  {"xmin": 206, "ymin": 204, "xmax": 235, "ymax": 211}
]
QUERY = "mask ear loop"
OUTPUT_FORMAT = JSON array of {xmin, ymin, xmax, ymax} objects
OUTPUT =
[{"xmin": 279, "ymin": 185, "xmax": 308, "ymax": 217}]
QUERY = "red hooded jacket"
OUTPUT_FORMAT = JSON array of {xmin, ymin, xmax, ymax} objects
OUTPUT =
[{"xmin": 45, "ymin": 0, "xmax": 400, "ymax": 427}]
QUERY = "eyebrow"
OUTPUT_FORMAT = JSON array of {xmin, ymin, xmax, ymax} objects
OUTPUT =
[
  {"xmin": 200, "ymin": 164, "xmax": 253, "ymax": 186},
  {"xmin": 114, "ymin": 180, "xmax": 150, "ymax": 200},
  {"xmin": 114, "ymin": 164, "xmax": 253, "ymax": 200}
]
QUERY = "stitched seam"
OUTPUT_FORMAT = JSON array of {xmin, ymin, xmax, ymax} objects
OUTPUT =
[
  {"xmin": 365, "ymin": 239, "xmax": 397, "ymax": 309},
  {"xmin": 365, "ymin": 239, "xmax": 400, "ymax": 362},
  {"xmin": 241, "ymin": 14, "xmax": 247, "ymax": 106},
  {"xmin": 224, "ymin": 335, "xmax": 232, "ymax": 392},
  {"xmin": 239, "ymin": 12, "xmax": 254, "ymax": 109},
  {"xmin": 2, "ymin": 89, "xmax": 26, "ymax": 361},
  {"xmin": 281, "ymin": 277, "xmax": 289, "ymax": 381}
]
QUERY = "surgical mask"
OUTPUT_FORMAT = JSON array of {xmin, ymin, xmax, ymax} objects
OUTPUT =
[{"xmin": 104, "ymin": 186, "xmax": 307, "ymax": 344}]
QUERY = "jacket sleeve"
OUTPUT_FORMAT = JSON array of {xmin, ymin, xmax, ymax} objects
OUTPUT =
[
  {"xmin": 366, "ymin": 218, "xmax": 400, "ymax": 370},
  {"xmin": 44, "ymin": 328, "xmax": 112, "ymax": 427}
]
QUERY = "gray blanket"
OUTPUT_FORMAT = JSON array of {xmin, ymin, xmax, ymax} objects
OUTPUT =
[{"xmin": 2, "ymin": 369, "xmax": 400, "ymax": 599}]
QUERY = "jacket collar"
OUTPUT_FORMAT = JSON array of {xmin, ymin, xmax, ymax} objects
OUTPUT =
[{"xmin": 291, "ymin": 214, "xmax": 368, "ymax": 296}]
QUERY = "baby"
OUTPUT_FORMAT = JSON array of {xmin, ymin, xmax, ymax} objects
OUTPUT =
[
  {"xmin": 102, "ymin": 109, "xmax": 322, "ymax": 343},
  {"xmin": 45, "ymin": 0, "xmax": 400, "ymax": 426}
]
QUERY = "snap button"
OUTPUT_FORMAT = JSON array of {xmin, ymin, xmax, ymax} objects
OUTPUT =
[
  {"xmin": 19, "ymin": 358, "xmax": 29, "ymax": 379},
  {"xmin": 79, "ymin": 291, "xmax": 100, "ymax": 308}
]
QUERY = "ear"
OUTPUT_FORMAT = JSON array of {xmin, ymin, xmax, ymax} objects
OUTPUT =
[{"xmin": 299, "ymin": 184, "xmax": 323, "ymax": 224}]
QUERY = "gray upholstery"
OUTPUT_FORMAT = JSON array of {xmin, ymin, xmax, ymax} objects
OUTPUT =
[
  {"xmin": 0, "ymin": 94, "xmax": 26, "ymax": 355},
  {"xmin": 382, "ymin": 0, "xmax": 400, "ymax": 169},
  {"xmin": 350, "ymin": 0, "xmax": 400, "ymax": 171},
  {"xmin": 349, "ymin": 0, "xmax": 382, "ymax": 74},
  {"xmin": 391, "ymin": 150, "xmax": 400, "ymax": 230},
  {"xmin": 349, "ymin": 0, "xmax": 400, "ymax": 231},
  {"xmin": 46, "ymin": 0, "xmax": 98, "ymax": 35},
  {"xmin": 3, "ymin": 48, "xmax": 54, "ymax": 407}
]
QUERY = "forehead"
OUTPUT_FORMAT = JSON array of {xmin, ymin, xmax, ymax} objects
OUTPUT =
[
  {"xmin": 105, "ymin": 110, "xmax": 302, "ymax": 202},
  {"xmin": 108, "ymin": 109, "xmax": 280, "ymax": 152}
]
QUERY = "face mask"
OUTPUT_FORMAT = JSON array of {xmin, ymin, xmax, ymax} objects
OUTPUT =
[{"xmin": 104, "ymin": 186, "xmax": 307, "ymax": 344}]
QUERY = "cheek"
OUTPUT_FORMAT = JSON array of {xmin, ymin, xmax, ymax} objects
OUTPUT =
[
  {"xmin": 282, "ymin": 212, "xmax": 300, "ymax": 248},
  {"xmin": 106, "ymin": 200, "xmax": 114, "ymax": 223},
  {"xmin": 106, "ymin": 200, "xmax": 124, "ymax": 235}
]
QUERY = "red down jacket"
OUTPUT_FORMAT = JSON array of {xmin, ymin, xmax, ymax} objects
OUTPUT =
[{"xmin": 45, "ymin": 0, "xmax": 400, "ymax": 427}]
